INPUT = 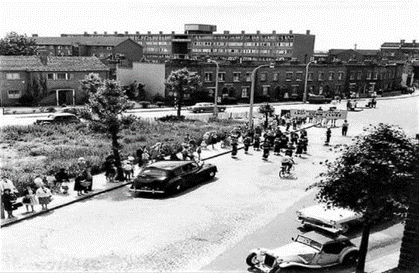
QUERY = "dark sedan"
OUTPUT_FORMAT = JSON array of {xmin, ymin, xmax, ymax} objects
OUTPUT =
[
  {"xmin": 35, "ymin": 113, "xmax": 81, "ymax": 125},
  {"xmin": 129, "ymin": 160, "xmax": 217, "ymax": 195}
]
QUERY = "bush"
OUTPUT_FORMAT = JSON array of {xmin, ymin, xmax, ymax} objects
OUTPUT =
[
  {"xmin": 221, "ymin": 97, "xmax": 238, "ymax": 105},
  {"xmin": 46, "ymin": 107, "xmax": 56, "ymax": 113},
  {"xmin": 139, "ymin": 101, "xmax": 150, "ymax": 108},
  {"xmin": 157, "ymin": 115, "xmax": 185, "ymax": 122}
]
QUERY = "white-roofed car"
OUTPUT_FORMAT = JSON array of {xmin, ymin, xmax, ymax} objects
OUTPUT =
[
  {"xmin": 246, "ymin": 231, "xmax": 359, "ymax": 272},
  {"xmin": 189, "ymin": 102, "xmax": 226, "ymax": 113},
  {"xmin": 296, "ymin": 204, "xmax": 363, "ymax": 234}
]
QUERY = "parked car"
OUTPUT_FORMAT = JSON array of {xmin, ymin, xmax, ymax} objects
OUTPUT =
[
  {"xmin": 296, "ymin": 204, "xmax": 363, "ymax": 234},
  {"xmin": 129, "ymin": 160, "xmax": 217, "ymax": 195},
  {"xmin": 246, "ymin": 231, "xmax": 359, "ymax": 272},
  {"xmin": 307, "ymin": 95, "xmax": 333, "ymax": 104},
  {"xmin": 189, "ymin": 102, "xmax": 226, "ymax": 113},
  {"xmin": 35, "ymin": 113, "xmax": 81, "ymax": 125}
]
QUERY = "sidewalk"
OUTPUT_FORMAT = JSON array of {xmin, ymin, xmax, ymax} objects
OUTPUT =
[{"xmin": 0, "ymin": 140, "xmax": 240, "ymax": 228}]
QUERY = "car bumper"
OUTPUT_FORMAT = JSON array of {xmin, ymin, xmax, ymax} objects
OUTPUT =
[{"xmin": 129, "ymin": 188, "xmax": 165, "ymax": 194}]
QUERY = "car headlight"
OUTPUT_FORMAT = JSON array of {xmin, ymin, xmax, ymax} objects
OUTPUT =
[
  {"xmin": 296, "ymin": 211, "xmax": 302, "ymax": 217},
  {"xmin": 330, "ymin": 220, "xmax": 337, "ymax": 226}
]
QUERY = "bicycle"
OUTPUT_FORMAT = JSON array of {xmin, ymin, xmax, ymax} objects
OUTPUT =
[{"xmin": 279, "ymin": 165, "xmax": 296, "ymax": 179}]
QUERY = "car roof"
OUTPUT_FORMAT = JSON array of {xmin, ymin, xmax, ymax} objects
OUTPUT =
[
  {"xmin": 146, "ymin": 160, "xmax": 196, "ymax": 171},
  {"xmin": 299, "ymin": 231, "xmax": 349, "ymax": 244}
]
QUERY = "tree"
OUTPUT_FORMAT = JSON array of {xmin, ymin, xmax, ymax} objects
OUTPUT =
[
  {"xmin": 20, "ymin": 75, "xmax": 48, "ymax": 106},
  {"xmin": 258, "ymin": 103, "xmax": 275, "ymax": 129},
  {"xmin": 122, "ymin": 81, "xmax": 145, "ymax": 101},
  {"xmin": 0, "ymin": 32, "xmax": 38, "ymax": 55},
  {"xmin": 85, "ymin": 78, "xmax": 134, "ymax": 181},
  {"xmin": 165, "ymin": 68, "xmax": 201, "ymax": 116},
  {"xmin": 308, "ymin": 123, "xmax": 419, "ymax": 272}
]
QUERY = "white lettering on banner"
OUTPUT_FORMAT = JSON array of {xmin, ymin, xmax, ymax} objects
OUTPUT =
[{"xmin": 289, "ymin": 109, "xmax": 348, "ymax": 119}]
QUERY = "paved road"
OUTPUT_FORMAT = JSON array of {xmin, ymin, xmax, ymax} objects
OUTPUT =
[{"xmin": 1, "ymin": 95, "xmax": 417, "ymax": 272}]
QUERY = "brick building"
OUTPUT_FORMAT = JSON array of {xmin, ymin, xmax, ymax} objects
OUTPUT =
[
  {"xmin": 61, "ymin": 24, "xmax": 315, "ymax": 63},
  {"xmin": 117, "ymin": 59, "xmax": 403, "ymax": 104},
  {"xmin": 381, "ymin": 40, "xmax": 419, "ymax": 61},
  {"xmin": 328, "ymin": 49, "xmax": 381, "ymax": 63},
  {"xmin": 0, "ymin": 55, "xmax": 109, "ymax": 106}
]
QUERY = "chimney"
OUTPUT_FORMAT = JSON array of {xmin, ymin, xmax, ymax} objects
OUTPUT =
[
  {"xmin": 84, "ymin": 31, "xmax": 88, "ymax": 36},
  {"xmin": 171, "ymin": 31, "xmax": 175, "ymax": 35},
  {"xmin": 38, "ymin": 50, "xmax": 49, "ymax": 65},
  {"xmin": 289, "ymin": 30, "xmax": 293, "ymax": 34},
  {"xmin": 272, "ymin": 31, "xmax": 276, "ymax": 35},
  {"xmin": 306, "ymin": 30, "xmax": 310, "ymax": 35},
  {"xmin": 413, "ymin": 40, "xmax": 416, "ymax": 46},
  {"xmin": 159, "ymin": 31, "xmax": 163, "ymax": 35},
  {"xmin": 241, "ymin": 30, "xmax": 245, "ymax": 34},
  {"xmin": 32, "ymin": 34, "xmax": 38, "ymax": 37},
  {"xmin": 400, "ymin": 39, "xmax": 405, "ymax": 45},
  {"xmin": 125, "ymin": 31, "xmax": 128, "ymax": 35},
  {"xmin": 136, "ymin": 31, "xmax": 140, "ymax": 35},
  {"xmin": 114, "ymin": 31, "xmax": 118, "ymax": 35},
  {"xmin": 256, "ymin": 30, "xmax": 260, "ymax": 34},
  {"xmin": 104, "ymin": 31, "xmax": 107, "ymax": 36},
  {"xmin": 148, "ymin": 31, "xmax": 151, "ymax": 35},
  {"xmin": 223, "ymin": 30, "xmax": 230, "ymax": 34}
]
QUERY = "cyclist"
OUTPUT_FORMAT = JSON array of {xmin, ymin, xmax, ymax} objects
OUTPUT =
[{"xmin": 281, "ymin": 154, "xmax": 295, "ymax": 174}]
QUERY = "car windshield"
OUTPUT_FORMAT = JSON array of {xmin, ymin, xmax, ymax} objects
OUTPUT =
[
  {"xmin": 295, "ymin": 235, "xmax": 323, "ymax": 250},
  {"xmin": 140, "ymin": 167, "xmax": 168, "ymax": 177}
]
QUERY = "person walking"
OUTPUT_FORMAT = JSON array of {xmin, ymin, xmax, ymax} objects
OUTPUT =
[
  {"xmin": 136, "ymin": 147, "xmax": 144, "ymax": 167},
  {"xmin": 22, "ymin": 186, "xmax": 38, "ymax": 213},
  {"xmin": 36, "ymin": 184, "xmax": 52, "ymax": 210},
  {"xmin": 123, "ymin": 158, "xmax": 133, "ymax": 180},
  {"xmin": 296, "ymin": 138, "xmax": 304, "ymax": 157},
  {"xmin": 326, "ymin": 127, "xmax": 332, "ymax": 145},
  {"xmin": 273, "ymin": 137, "xmax": 281, "ymax": 155},
  {"xmin": 253, "ymin": 134, "xmax": 261, "ymax": 151},
  {"xmin": 342, "ymin": 120, "xmax": 349, "ymax": 136},
  {"xmin": 54, "ymin": 168, "xmax": 70, "ymax": 193}
]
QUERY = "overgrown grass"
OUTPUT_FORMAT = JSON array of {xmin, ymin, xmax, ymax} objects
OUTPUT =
[{"xmin": 0, "ymin": 117, "xmax": 245, "ymax": 195}]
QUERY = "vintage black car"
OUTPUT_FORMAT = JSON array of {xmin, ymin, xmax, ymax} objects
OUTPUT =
[
  {"xmin": 129, "ymin": 160, "xmax": 217, "ymax": 195},
  {"xmin": 35, "ymin": 113, "xmax": 81, "ymax": 125}
]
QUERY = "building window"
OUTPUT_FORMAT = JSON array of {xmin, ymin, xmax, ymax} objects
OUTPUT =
[
  {"xmin": 318, "ymin": 72, "xmax": 325, "ymax": 81},
  {"xmin": 245, "ymin": 72, "xmax": 252, "ymax": 82},
  {"xmin": 8, "ymin": 90, "xmax": 21, "ymax": 99},
  {"xmin": 308, "ymin": 72, "xmax": 313, "ymax": 81},
  {"xmin": 204, "ymin": 72, "xmax": 213, "ymax": 82},
  {"xmin": 273, "ymin": 73, "xmax": 279, "ymax": 81},
  {"xmin": 47, "ymin": 73, "xmax": 54, "ymax": 80},
  {"xmin": 218, "ymin": 72, "xmax": 226, "ymax": 82},
  {"xmin": 6, "ymin": 73, "xmax": 20, "ymax": 80},
  {"xmin": 373, "ymin": 72, "xmax": 378, "ymax": 80},
  {"xmin": 329, "ymin": 72, "xmax": 335, "ymax": 81},
  {"xmin": 241, "ymin": 87, "xmax": 249, "ymax": 98},
  {"xmin": 367, "ymin": 72, "xmax": 372, "ymax": 80},
  {"xmin": 262, "ymin": 85, "xmax": 270, "ymax": 96},
  {"xmin": 357, "ymin": 72, "xmax": 362, "ymax": 80},
  {"xmin": 350, "ymin": 72, "xmax": 355, "ymax": 80},
  {"xmin": 286, "ymin": 72, "xmax": 293, "ymax": 81},
  {"xmin": 296, "ymin": 71, "xmax": 303, "ymax": 81},
  {"xmin": 260, "ymin": 73, "xmax": 267, "ymax": 81},
  {"xmin": 338, "ymin": 72, "xmax": 344, "ymax": 80},
  {"xmin": 292, "ymin": 85, "xmax": 299, "ymax": 95},
  {"xmin": 106, "ymin": 46, "xmax": 112, "ymax": 50},
  {"xmin": 233, "ymin": 72, "xmax": 241, "ymax": 82},
  {"xmin": 57, "ymin": 73, "xmax": 69, "ymax": 80}
]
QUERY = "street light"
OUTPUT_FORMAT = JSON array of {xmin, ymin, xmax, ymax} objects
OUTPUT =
[
  {"xmin": 303, "ymin": 60, "xmax": 316, "ymax": 103},
  {"xmin": 207, "ymin": 59, "xmax": 220, "ymax": 118},
  {"xmin": 249, "ymin": 62, "xmax": 275, "ymax": 129}
]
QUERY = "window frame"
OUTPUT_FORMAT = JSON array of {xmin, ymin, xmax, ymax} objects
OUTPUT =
[{"xmin": 7, "ymin": 90, "xmax": 21, "ymax": 99}]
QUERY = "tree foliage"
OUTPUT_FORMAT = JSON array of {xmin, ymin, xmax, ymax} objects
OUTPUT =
[
  {"xmin": 258, "ymin": 103, "xmax": 275, "ymax": 129},
  {"xmin": 0, "ymin": 32, "xmax": 38, "ymax": 55},
  {"xmin": 84, "ymin": 78, "xmax": 134, "ymax": 181},
  {"xmin": 122, "ymin": 81, "xmax": 145, "ymax": 101},
  {"xmin": 20, "ymin": 75, "xmax": 48, "ymax": 106},
  {"xmin": 309, "ymin": 123, "xmax": 419, "ymax": 272},
  {"xmin": 165, "ymin": 68, "xmax": 202, "ymax": 116}
]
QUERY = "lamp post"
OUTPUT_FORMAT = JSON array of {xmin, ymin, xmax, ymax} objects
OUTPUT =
[
  {"xmin": 303, "ymin": 60, "xmax": 316, "ymax": 103},
  {"xmin": 249, "ymin": 63, "xmax": 275, "ymax": 129},
  {"xmin": 207, "ymin": 59, "xmax": 220, "ymax": 118}
]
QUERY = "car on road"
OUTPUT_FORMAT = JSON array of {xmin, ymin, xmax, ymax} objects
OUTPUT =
[
  {"xmin": 246, "ymin": 231, "xmax": 359, "ymax": 272},
  {"xmin": 35, "ymin": 113, "xmax": 81, "ymax": 125},
  {"xmin": 296, "ymin": 204, "xmax": 363, "ymax": 234},
  {"xmin": 129, "ymin": 160, "xmax": 217, "ymax": 195},
  {"xmin": 307, "ymin": 94, "xmax": 333, "ymax": 104},
  {"xmin": 189, "ymin": 102, "xmax": 226, "ymax": 113}
]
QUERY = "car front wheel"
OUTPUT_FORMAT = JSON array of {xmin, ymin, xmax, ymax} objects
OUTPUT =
[
  {"xmin": 246, "ymin": 253, "xmax": 258, "ymax": 267},
  {"xmin": 342, "ymin": 251, "xmax": 358, "ymax": 265}
]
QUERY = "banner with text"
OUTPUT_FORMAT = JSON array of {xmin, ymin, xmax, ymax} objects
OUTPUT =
[{"xmin": 285, "ymin": 109, "xmax": 348, "ymax": 120}]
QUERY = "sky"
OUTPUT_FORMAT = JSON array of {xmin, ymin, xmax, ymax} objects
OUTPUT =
[{"xmin": 1, "ymin": 0, "xmax": 418, "ymax": 51}]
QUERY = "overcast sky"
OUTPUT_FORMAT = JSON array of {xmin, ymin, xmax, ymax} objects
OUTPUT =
[{"xmin": 2, "ymin": 0, "xmax": 418, "ymax": 51}]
